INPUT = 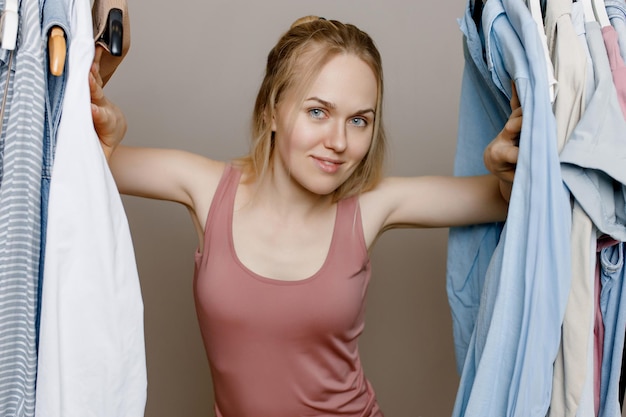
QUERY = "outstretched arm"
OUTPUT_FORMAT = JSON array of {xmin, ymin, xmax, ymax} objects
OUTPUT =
[
  {"xmin": 89, "ymin": 46, "xmax": 224, "ymax": 229},
  {"xmin": 361, "ymin": 86, "xmax": 522, "ymax": 236}
]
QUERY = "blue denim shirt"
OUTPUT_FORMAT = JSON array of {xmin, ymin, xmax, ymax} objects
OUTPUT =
[
  {"xmin": 41, "ymin": 0, "xmax": 70, "ymax": 167},
  {"xmin": 450, "ymin": 0, "xmax": 572, "ymax": 416},
  {"xmin": 37, "ymin": 0, "xmax": 71, "ymax": 348}
]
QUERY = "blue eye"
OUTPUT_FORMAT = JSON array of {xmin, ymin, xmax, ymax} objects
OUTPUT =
[
  {"xmin": 309, "ymin": 108, "xmax": 325, "ymax": 119},
  {"xmin": 350, "ymin": 117, "xmax": 367, "ymax": 127}
]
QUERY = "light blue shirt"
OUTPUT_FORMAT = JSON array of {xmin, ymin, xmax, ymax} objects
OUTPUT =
[
  {"xmin": 446, "ymin": 0, "xmax": 508, "ymax": 372},
  {"xmin": 598, "ymin": 240, "xmax": 625, "ymax": 417},
  {"xmin": 450, "ymin": 0, "xmax": 572, "ymax": 416},
  {"xmin": 606, "ymin": 0, "xmax": 626, "ymax": 60}
]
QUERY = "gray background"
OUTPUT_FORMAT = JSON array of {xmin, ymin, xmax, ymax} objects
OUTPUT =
[{"xmin": 104, "ymin": 1, "xmax": 467, "ymax": 415}]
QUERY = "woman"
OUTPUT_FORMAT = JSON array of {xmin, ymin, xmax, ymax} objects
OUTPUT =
[{"xmin": 90, "ymin": 15, "xmax": 521, "ymax": 417}]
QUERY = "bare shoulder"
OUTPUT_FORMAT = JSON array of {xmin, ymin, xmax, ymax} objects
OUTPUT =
[
  {"xmin": 357, "ymin": 177, "xmax": 400, "ymax": 248},
  {"xmin": 182, "ymin": 156, "xmax": 228, "ymax": 227}
]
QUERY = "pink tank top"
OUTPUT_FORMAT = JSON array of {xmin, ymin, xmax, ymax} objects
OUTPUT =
[{"xmin": 193, "ymin": 164, "xmax": 383, "ymax": 417}]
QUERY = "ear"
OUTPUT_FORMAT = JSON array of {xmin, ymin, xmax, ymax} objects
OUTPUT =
[
  {"xmin": 263, "ymin": 106, "xmax": 277, "ymax": 132},
  {"xmin": 270, "ymin": 110, "xmax": 277, "ymax": 132}
]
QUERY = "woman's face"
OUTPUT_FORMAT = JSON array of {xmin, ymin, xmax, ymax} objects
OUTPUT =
[{"xmin": 271, "ymin": 53, "xmax": 377, "ymax": 197}]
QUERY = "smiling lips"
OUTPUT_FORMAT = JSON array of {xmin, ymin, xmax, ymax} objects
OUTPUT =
[{"xmin": 312, "ymin": 156, "xmax": 343, "ymax": 173}]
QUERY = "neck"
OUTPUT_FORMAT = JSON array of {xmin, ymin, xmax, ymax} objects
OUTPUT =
[{"xmin": 244, "ymin": 163, "xmax": 335, "ymax": 220}]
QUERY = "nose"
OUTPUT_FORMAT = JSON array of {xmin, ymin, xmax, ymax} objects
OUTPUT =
[{"xmin": 324, "ymin": 122, "xmax": 347, "ymax": 153}]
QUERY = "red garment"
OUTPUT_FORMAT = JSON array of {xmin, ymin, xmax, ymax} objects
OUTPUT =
[{"xmin": 193, "ymin": 164, "xmax": 383, "ymax": 417}]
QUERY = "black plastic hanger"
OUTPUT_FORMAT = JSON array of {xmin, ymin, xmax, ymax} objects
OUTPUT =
[{"xmin": 98, "ymin": 8, "xmax": 123, "ymax": 56}]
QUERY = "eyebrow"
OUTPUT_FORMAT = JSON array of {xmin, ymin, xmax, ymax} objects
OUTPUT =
[{"xmin": 305, "ymin": 96, "xmax": 376, "ymax": 116}]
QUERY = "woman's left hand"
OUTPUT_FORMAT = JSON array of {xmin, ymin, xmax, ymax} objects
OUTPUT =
[{"xmin": 484, "ymin": 83, "xmax": 522, "ymax": 201}]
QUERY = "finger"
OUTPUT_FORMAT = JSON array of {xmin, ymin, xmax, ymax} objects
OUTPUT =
[
  {"xmin": 93, "ymin": 45, "xmax": 104, "ymax": 72},
  {"xmin": 499, "ymin": 169, "xmax": 516, "ymax": 183},
  {"xmin": 510, "ymin": 105, "xmax": 523, "ymax": 119},
  {"xmin": 91, "ymin": 101, "xmax": 115, "ymax": 139},
  {"xmin": 492, "ymin": 138, "xmax": 519, "ymax": 164},
  {"xmin": 510, "ymin": 81, "xmax": 520, "ymax": 110},
  {"xmin": 504, "ymin": 115, "xmax": 522, "ymax": 139},
  {"xmin": 503, "ymin": 143, "xmax": 519, "ymax": 164},
  {"xmin": 91, "ymin": 46, "xmax": 105, "ymax": 88},
  {"xmin": 89, "ymin": 69, "xmax": 105, "ymax": 103},
  {"xmin": 90, "ymin": 62, "xmax": 103, "ymax": 88},
  {"xmin": 91, "ymin": 100, "xmax": 107, "ymax": 125}
]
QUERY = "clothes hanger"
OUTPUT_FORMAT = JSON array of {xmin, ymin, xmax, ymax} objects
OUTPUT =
[
  {"xmin": 0, "ymin": 0, "xmax": 18, "ymax": 51},
  {"xmin": 96, "ymin": 8, "xmax": 123, "ymax": 57},
  {"xmin": 48, "ymin": 26, "xmax": 66, "ymax": 76},
  {"xmin": 93, "ymin": 0, "xmax": 130, "ymax": 86}
]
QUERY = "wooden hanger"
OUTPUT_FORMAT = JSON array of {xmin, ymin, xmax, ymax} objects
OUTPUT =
[{"xmin": 48, "ymin": 26, "xmax": 66, "ymax": 76}]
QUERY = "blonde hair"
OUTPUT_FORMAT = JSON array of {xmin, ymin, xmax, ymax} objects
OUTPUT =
[{"xmin": 238, "ymin": 15, "xmax": 387, "ymax": 201}]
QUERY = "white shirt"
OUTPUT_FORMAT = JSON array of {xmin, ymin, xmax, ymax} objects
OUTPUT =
[{"xmin": 35, "ymin": 0, "xmax": 146, "ymax": 415}]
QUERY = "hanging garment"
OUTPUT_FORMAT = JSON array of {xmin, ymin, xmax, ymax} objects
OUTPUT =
[
  {"xmin": 545, "ymin": 0, "xmax": 587, "ymax": 152},
  {"xmin": 597, "ymin": 32, "xmax": 626, "ymax": 416},
  {"xmin": 606, "ymin": 0, "xmax": 626, "ymax": 60},
  {"xmin": 605, "ymin": 4, "xmax": 626, "ymax": 407},
  {"xmin": 596, "ymin": 247, "xmax": 606, "ymax": 416},
  {"xmin": 572, "ymin": 8, "xmax": 601, "ymax": 417},
  {"xmin": 576, "ymin": 225, "xmax": 600, "ymax": 417},
  {"xmin": 0, "ymin": 0, "xmax": 46, "ymax": 414},
  {"xmin": 446, "ymin": 0, "xmax": 509, "ymax": 373},
  {"xmin": 555, "ymin": 20, "xmax": 626, "ymax": 416},
  {"xmin": 36, "ymin": 0, "xmax": 71, "ymax": 348},
  {"xmin": 603, "ymin": 24, "xmax": 626, "ymax": 113},
  {"xmin": 35, "ymin": 0, "xmax": 146, "ymax": 415},
  {"xmin": 451, "ymin": 0, "xmax": 572, "ymax": 416},
  {"xmin": 598, "ymin": 240, "xmax": 626, "ymax": 417},
  {"xmin": 544, "ymin": 1, "xmax": 593, "ymax": 416},
  {"xmin": 560, "ymin": 21, "xmax": 626, "ymax": 243}
]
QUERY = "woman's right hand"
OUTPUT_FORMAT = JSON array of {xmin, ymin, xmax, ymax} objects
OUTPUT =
[{"xmin": 90, "ymin": 45, "xmax": 127, "ymax": 160}]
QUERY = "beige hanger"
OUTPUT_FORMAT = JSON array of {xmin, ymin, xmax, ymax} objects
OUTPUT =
[{"xmin": 48, "ymin": 26, "xmax": 66, "ymax": 76}]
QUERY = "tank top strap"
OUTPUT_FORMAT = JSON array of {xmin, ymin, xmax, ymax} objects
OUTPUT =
[
  {"xmin": 332, "ymin": 195, "xmax": 368, "ymax": 264},
  {"xmin": 199, "ymin": 163, "xmax": 241, "ymax": 258}
]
